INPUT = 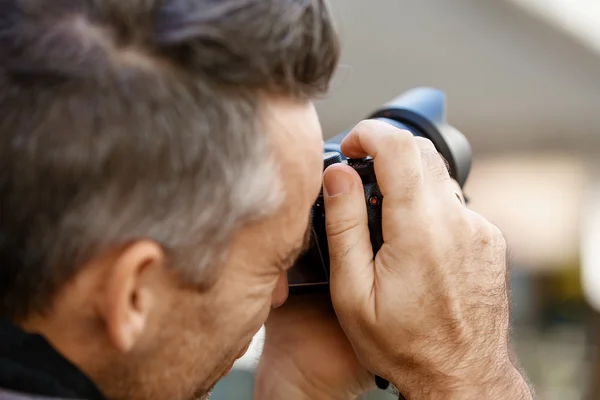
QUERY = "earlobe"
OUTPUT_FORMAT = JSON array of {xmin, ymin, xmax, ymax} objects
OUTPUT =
[{"xmin": 102, "ymin": 240, "xmax": 165, "ymax": 353}]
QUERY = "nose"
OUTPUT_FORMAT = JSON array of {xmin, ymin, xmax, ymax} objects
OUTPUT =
[{"xmin": 271, "ymin": 273, "xmax": 289, "ymax": 309}]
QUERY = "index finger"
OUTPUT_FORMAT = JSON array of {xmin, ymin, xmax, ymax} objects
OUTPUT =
[{"xmin": 340, "ymin": 119, "xmax": 424, "ymax": 203}]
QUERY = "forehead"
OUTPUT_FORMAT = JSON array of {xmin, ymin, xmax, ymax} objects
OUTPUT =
[
  {"xmin": 261, "ymin": 96, "xmax": 323, "ymax": 196},
  {"xmin": 212, "ymin": 96, "xmax": 323, "ymax": 289},
  {"xmin": 259, "ymin": 96, "xmax": 323, "ymax": 256}
]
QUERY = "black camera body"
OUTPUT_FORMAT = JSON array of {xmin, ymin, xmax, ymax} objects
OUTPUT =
[{"xmin": 288, "ymin": 87, "xmax": 472, "ymax": 295}]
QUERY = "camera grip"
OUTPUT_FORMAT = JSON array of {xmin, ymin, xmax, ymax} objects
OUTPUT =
[
  {"xmin": 363, "ymin": 183, "xmax": 405, "ymax": 399},
  {"xmin": 349, "ymin": 160, "xmax": 404, "ymax": 398},
  {"xmin": 363, "ymin": 181, "xmax": 384, "ymax": 255}
]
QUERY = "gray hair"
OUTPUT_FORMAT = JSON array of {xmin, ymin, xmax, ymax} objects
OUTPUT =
[{"xmin": 0, "ymin": 0, "xmax": 340, "ymax": 319}]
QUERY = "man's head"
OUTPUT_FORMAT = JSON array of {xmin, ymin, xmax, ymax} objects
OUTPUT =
[{"xmin": 0, "ymin": 0, "xmax": 339, "ymax": 398}]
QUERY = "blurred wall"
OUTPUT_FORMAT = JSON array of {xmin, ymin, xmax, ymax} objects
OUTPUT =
[
  {"xmin": 218, "ymin": 3, "xmax": 600, "ymax": 399},
  {"xmin": 314, "ymin": 0, "xmax": 600, "ymax": 270},
  {"xmin": 316, "ymin": 0, "xmax": 600, "ymax": 156}
]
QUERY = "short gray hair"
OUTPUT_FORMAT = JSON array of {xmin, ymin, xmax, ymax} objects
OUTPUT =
[{"xmin": 0, "ymin": 0, "xmax": 340, "ymax": 319}]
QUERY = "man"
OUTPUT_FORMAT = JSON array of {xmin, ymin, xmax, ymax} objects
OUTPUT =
[{"xmin": 0, "ymin": 0, "xmax": 533, "ymax": 399}]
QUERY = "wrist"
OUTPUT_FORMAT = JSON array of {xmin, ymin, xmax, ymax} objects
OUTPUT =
[
  {"xmin": 254, "ymin": 376, "xmax": 352, "ymax": 400},
  {"xmin": 254, "ymin": 355, "xmax": 361, "ymax": 400},
  {"xmin": 390, "ymin": 361, "xmax": 532, "ymax": 400}
]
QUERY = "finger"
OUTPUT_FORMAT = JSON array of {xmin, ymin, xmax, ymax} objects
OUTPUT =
[
  {"xmin": 414, "ymin": 137, "xmax": 464, "ymax": 208},
  {"xmin": 341, "ymin": 120, "xmax": 425, "ymax": 244},
  {"xmin": 340, "ymin": 120, "xmax": 424, "ymax": 203},
  {"xmin": 338, "ymin": 122, "xmax": 370, "ymax": 159},
  {"xmin": 414, "ymin": 137, "xmax": 451, "ymax": 183},
  {"xmin": 322, "ymin": 163, "xmax": 374, "ymax": 306}
]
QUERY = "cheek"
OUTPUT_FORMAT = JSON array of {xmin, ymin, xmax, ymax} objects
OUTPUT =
[{"xmin": 213, "ymin": 271, "xmax": 278, "ymax": 332}]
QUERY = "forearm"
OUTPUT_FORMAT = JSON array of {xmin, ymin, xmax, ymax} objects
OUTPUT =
[
  {"xmin": 254, "ymin": 372, "xmax": 358, "ymax": 400},
  {"xmin": 254, "ymin": 378, "xmax": 315, "ymax": 400},
  {"xmin": 441, "ymin": 366, "xmax": 532, "ymax": 400},
  {"xmin": 254, "ymin": 357, "xmax": 361, "ymax": 400},
  {"xmin": 254, "ymin": 377, "xmax": 352, "ymax": 400},
  {"xmin": 392, "ymin": 363, "xmax": 533, "ymax": 400}
]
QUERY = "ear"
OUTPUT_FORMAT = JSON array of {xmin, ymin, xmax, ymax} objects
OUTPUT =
[{"xmin": 102, "ymin": 240, "xmax": 166, "ymax": 353}]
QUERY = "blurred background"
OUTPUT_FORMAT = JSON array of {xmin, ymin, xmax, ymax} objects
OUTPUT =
[{"xmin": 214, "ymin": 1, "xmax": 600, "ymax": 398}]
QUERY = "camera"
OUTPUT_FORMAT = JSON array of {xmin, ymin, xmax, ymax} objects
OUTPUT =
[{"xmin": 288, "ymin": 87, "xmax": 473, "ymax": 295}]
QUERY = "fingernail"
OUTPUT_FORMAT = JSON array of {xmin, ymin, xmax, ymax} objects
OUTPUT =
[{"xmin": 324, "ymin": 169, "xmax": 353, "ymax": 197}]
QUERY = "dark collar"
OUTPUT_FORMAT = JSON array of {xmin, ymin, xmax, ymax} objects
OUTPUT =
[{"xmin": 0, "ymin": 319, "xmax": 106, "ymax": 400}]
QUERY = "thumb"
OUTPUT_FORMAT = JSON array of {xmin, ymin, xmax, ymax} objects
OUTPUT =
[{"xmin": 323, "ymin": 164, "xmax": 374, "ymax": 306}]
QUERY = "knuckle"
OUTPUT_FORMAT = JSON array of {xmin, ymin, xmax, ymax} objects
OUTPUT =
[
  {"xmin": 414, "ymin": 136, "xmax": 436, "ymax": 150},
  {"xmin": 466, "ymin": 211, "xmax": 490, "ymax": 236},
  {"xmin": 469, "ymin": 213, "xmax": 505, "ymax": 247},
  {"xmin": 376, "ymin": 129, "xmax": 414, "ymax": 155},
  {"xmin": 488, "ymin": 222, "xmax": 504, "ymax": 239},
  {"xmin": 449, "ymin": 208, "xmax": 471, "ymax": 231},
  {"xmin": 415, "ymin": 139, "xmax": 449, "ymax": 182},
  {"xmin": 491, "ymin": 224, "xmax": 507, "ymax": 250},
  {"xmin": 352, "ymin": 120, "xmax": 417, "ymax": 156},
  {"xmin": 428, "ymin": 156, "xmax": 451, "ymax": 181},
  {"xmin": 354, "ymin": 118, "xmax": 415, "ymax": 139},
  {"xmin": 352, "ymin": 119, "xmax": 374, "ymax": 134},
  {"xmin": 326, "ymin": 216, "xmax": 362, "ymax": 240},
  {"xmin": 353, "ymin": 119, "xmax": 391, "ymax": 135},
  {"xmin": 387, "ymin": 128, "xmax": 415, "ymax": 144},
  {"xmin": 395, "ymin": 127, "xmax": 416, "ymax": 140},
  {"xmin": 485, "ymin": 221, "xmax": 505, "ymax": 246},
  {"xmin": 354, "ymin": 120, "xmax": 419, "ymax": 159}
]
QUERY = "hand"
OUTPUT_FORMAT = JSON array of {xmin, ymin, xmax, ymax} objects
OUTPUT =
[
  {"xmin": 254, "ymin": 294, "xmax": 375, "ymax": 400},
  {"xmin": 322, "ymin": 120, "xmax": 532, "ymax": 399}
]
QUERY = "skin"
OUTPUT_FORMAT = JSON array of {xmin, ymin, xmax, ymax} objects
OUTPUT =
[
  {"xmin": 322, "ymin": 121, "xmax": 533, "ymax": 399},
  {"xmin": 21, "ymin": 96, "xmax": 324, "ymax": 400},
  {"xmin": 257, "ymin": 121, "xmax": 534, "ymax": 399},
  {"xmin": 21, "ymin": 99, "xmax": 533, "ymax": 400}
]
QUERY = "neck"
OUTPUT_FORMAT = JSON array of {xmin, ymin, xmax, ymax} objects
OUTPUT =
[
  {"xmin": 0, "ymin": 318, "xmax": 107, "ymax": 400},
  {"xmin": 19, "ymin": 308, "xmax": 109, "ymax": 385}
]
